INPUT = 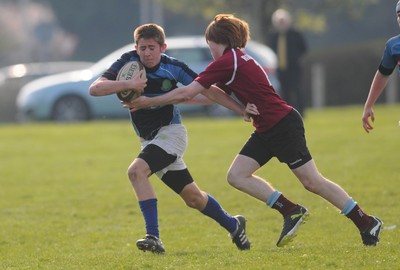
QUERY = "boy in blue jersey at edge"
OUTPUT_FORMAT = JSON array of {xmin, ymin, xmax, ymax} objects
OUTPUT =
[
  {"xmin": 89, "ymin": 23, "xmax": 253, "ymax": 254},
  {"xmin": 362, "ymin": 1, "xmax": 400, "ymax": 132}
]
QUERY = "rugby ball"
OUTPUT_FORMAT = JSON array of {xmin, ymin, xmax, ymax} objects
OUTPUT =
[{"xmin": 116, "ymin": 61, "xmax": 146, "ymax": 102}]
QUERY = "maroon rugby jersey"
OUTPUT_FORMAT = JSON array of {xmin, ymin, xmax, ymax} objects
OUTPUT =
[{"xmin": 196, "ymin": 48, "xmax": 292, "ymax": 132}]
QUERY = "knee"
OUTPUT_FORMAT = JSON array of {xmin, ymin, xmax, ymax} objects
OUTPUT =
[
  {"xmin": 227, "ymin": 169, "xmax": 241, "ymax": 188},
  {"xmin": 184, "ymin": 192, "xmax": 206, "ymax": 210},
  {"xmin": 301, "ymin": 179, "xmax": 316, "ymax": 192},
  {"xmin": 300, "ymin": 175, "xmax": 323, "ymax": 194},
  {"xmin": 127, "ymin": 163, "xmax": 147, "ymax": 184}
]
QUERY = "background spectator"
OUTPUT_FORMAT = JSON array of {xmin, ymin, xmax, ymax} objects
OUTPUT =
[{"xmin": 268, "ymin": 9, "xmax": 308, "ymax": 116}]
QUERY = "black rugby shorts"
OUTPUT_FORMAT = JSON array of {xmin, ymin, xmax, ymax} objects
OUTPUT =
[{"xmin": 239, "ymin": 109, "xmax": 312, "ymax": 169}]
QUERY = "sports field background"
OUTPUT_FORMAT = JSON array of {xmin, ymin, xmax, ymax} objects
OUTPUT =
[{"xmin": 1, "ymin": 105, "xmax": 399, "ymax": 269}]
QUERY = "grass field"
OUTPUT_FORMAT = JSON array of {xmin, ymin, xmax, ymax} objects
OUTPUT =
[{"xmin": 0, "ymin": 105, "xmax": 399, "ymax": 270}]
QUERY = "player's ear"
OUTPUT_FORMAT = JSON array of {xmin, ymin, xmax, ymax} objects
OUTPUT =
[{"xmin": 161, "ymin": 43, "xmax": 167, "ymax": 53}]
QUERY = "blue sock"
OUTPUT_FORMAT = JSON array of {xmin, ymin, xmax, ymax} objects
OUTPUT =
[
  {"xmin": 138, "ymin": 198, "xmax": 159, "ymax": 238},
  {"xmin": 340, "ymin": 198, "xmax": 357, "ymax": 215},
  {"xmin": 266, "ymin": 191, "xmax": 282, "ymax": 207},
  {"xmin": 201, "ymin": 194, "xmax": 237, "ymax": 233}
]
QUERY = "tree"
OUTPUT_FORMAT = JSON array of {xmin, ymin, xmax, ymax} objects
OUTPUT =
[
  {"xmin": 0, "ymin": 0, "xmax": 78, "ymax": 65},
  {"xmin": 0, "ymin": 0, "xmax": 389, "ymax": 65}
]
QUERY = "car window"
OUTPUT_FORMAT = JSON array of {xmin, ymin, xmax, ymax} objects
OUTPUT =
[
  {"xmin": 165, "ymin": 48, "xmax": 213, "ymax": 74},
  {"xmin": 245, "ymin": 42, "xmax": 276, "ymax": 68},
  {"xmin": 167, "ymin": 48, "xmax": 212, "ymax": 63}
]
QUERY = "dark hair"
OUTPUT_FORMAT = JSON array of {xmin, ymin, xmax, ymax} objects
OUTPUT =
[
  {"xmin": 205, "ymin": 14, "xmax": 250, "ymax": 49},
  {"xmin": 133, "ymin": 24, "xmax": 166, "ymax": 46}
]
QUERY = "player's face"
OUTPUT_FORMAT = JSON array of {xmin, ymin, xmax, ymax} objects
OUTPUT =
[
  {"xmin": 207, "ymin": 41, "xmax": 226, "ymax": 60},
  {"xmin": 397, "ymin": 12, "xmax": 400, "ymax": 28},
  {"xmin": 135, "ymin": 38, "xmax": 167, "ymax": 68}
]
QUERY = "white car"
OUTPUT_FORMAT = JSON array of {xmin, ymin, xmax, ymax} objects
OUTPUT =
[
  {"xmin": 0, "ymin": 61, "xmax": 92, "ymax": 122},
  {"xmin": 17, "ymin": 36, "xmax": 279, "ymax": 121}
]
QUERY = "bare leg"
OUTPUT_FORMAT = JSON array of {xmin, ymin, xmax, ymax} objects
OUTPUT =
[
  {"xmin": 227, "ymin": 154, "xmax": 308, "ymax": 247},
  {"xmin": 291, "ymin": 159, "xmax": 350, "ymax": 210},
  {"xmin": 127, "ymin": 158, "xmax": 155, "ymax": 200},
  {"xmin": 227, "ymin": 154, "xmax": 275, "ymax": 201}
]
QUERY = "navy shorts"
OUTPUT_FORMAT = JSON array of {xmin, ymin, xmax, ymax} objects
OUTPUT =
[
  {"xmin": 239, "ymin": 109, "xmax": 312, "ymax": 169},
  {"xmin": 138, "ymin": 144, "xmax": 194, "ymax": 194}
]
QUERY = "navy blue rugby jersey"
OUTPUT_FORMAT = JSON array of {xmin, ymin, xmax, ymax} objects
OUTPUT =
[
  {"xmin": 379, "ymin": 35, "xmax": 400, "ymax": 76},
  {"xmin": 102, "ymin": 50, "xmax": 197, "ymax": 140}
]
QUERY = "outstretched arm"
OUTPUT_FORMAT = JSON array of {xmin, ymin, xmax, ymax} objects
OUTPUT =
[
  {"xmin": 183, "ymin": 93, "xmax": 215, "ymax": 105},
  {"xmin": 200, "ymin": 85, "xmax": 245, "ymax": 115},
  {"xmin": 125, "ymin": 81, "xmax": 259, "ymax": 121},
  {"xmin": 362, "ymin": 71, "xmax": 390, "ymax": 133},
  {"xmin": 126, "ymin": 81, "xmax": 246, "ymax": 116},
  {"xmin": 127, "ymin": 80, "xmax": 204, "ymax": 109}
]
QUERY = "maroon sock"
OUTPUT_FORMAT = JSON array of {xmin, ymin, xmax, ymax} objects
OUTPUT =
[
  {"xmin": 271, "ymin": 194, "xmax": 298, "ymax": 217},
  {"xmin": 346, "ymin": 204, "xmax": 373, "ymax": 232}
]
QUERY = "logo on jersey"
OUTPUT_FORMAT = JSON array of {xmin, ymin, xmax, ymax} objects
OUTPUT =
[
  {"xmin": 241, "ymin": 54, "xmax": 253, "ymax": 61},
  {"xmin": 161, "ymin": 79, "xmax": 172, "ymax": 92}
]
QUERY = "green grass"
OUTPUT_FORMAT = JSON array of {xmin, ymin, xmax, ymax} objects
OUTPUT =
[{"xmin": 1, "ymin": 105, "xmax": 399, "ymax": 270}]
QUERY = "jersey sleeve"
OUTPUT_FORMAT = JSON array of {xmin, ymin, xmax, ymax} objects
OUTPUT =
[
  {"xmin": 176, "ymin": 62, "xmax": 198, "ymax": 86},
  {"xmin": 195, "ymin": 54, "xmax": 232, "ymax": 89},
  {"xmin": 378, "ymin": 37, "xmax": 400, "ymax": 76},
  {"xmin": 102, "ymin": 51, "xmax": 138, "ymax": 80}
]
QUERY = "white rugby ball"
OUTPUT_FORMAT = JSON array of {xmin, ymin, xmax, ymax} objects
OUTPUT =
[{"xmin": 116, "ymin": 61, "xmax": 146, "ymax": 102}]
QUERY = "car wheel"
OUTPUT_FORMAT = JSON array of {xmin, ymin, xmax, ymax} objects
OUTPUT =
[{"xmin": 51, "ymin": 95, "xmax": 90, "ymax": 121}]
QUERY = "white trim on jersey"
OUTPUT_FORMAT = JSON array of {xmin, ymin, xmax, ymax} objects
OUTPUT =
[{"xmin": 226, "ymin": 48, "xmax": 238, "ymax": 85}]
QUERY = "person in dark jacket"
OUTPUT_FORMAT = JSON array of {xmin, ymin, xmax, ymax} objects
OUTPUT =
[{"xmin": 268, "ymin": 9, "xmax": 307, "ymax": 116}]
